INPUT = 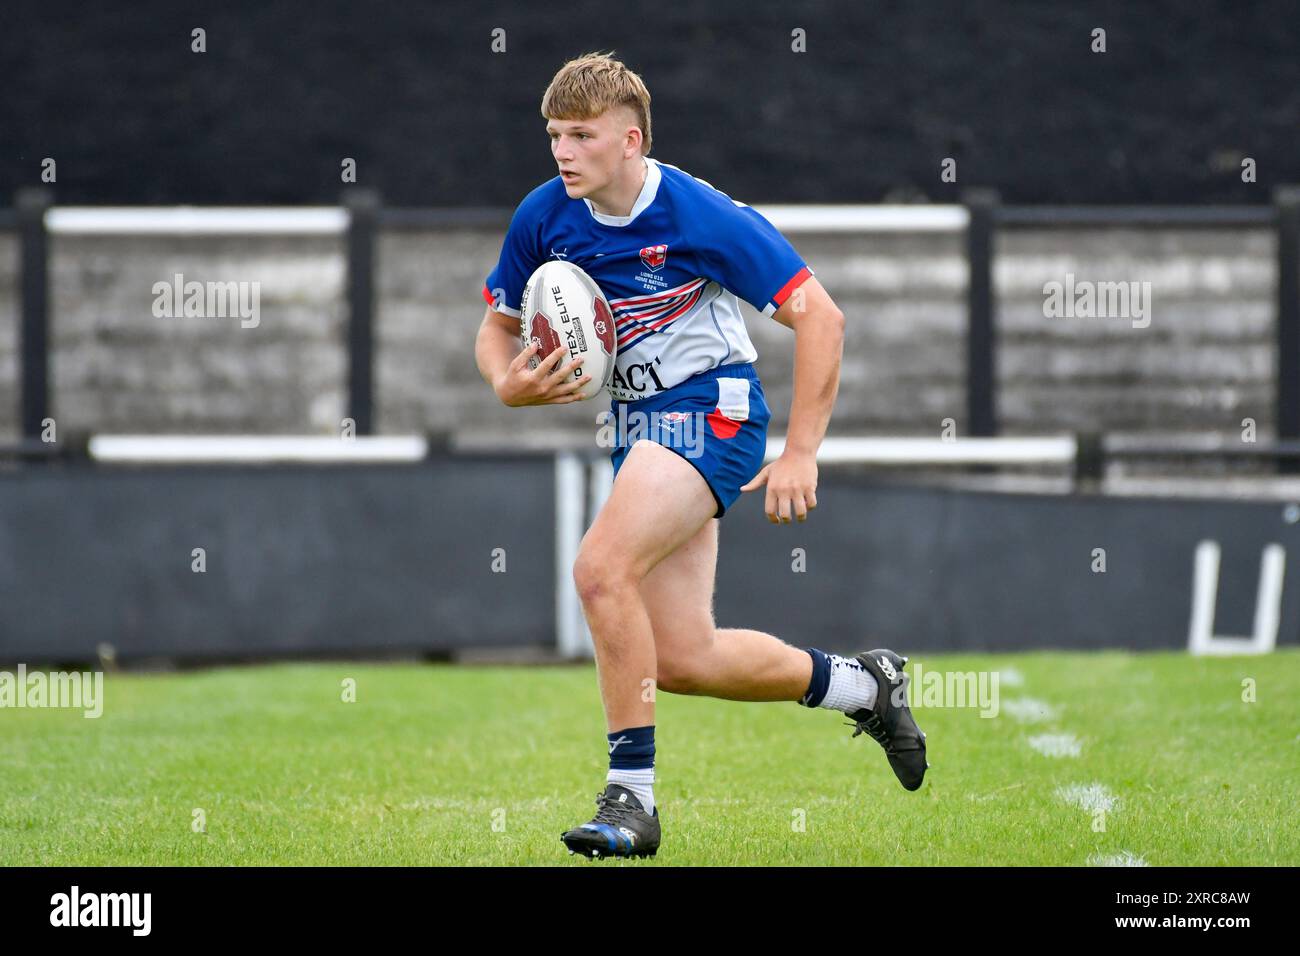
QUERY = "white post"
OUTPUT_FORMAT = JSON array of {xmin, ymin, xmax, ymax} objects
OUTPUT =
[{"xmin": 554, "ymin": 452, "xmax": 589, "ymax": 658}]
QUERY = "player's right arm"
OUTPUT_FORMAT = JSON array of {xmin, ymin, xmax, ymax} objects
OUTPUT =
[
  {"xmin": 477, "ymin": 188, "xmax": 588, "ymax": 407},
  {"xmin": 475, "ymin": 304, "xmax": 587, "ymax": 407}
]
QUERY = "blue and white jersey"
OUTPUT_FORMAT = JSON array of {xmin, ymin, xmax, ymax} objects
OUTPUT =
[{"xmin": 483, "ymin": 156, "xmax": 813, "ymax": 402}]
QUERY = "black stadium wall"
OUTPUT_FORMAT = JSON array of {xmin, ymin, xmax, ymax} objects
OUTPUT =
[
  {"xmin": 3, "ymin": 0, "xmax": 1298, "ymax": 206},
  {"xmin": 716, "ymin": 480, "xmax": 1300, "ymax": 654},
  {"xmin": 0, "ymin": 458, "xmax": 557, "ymax": 660},
  {"xmin": 2, "ymin": 460, "xmax": 1297, "ymax": 662}
]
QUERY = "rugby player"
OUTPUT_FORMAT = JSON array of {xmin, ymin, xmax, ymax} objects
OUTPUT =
[{"xmin": 475, "ymin": 52, "xmax": 927, "ymax": 859}]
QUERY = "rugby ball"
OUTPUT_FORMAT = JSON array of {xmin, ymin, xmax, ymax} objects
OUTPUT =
[{"xmin": 519, "ymin": 260, "xmax": 616, "ymax": 401}]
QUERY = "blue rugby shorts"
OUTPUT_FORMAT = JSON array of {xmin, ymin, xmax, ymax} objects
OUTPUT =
[{"xmin": 607, "ymin": 362, "xmax": 771, "ymax": 519}]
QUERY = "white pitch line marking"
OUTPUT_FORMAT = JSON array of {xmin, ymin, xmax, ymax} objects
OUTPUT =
[
  {"xmin": 1055, "ymin": 782, "xmax": 1119, "ymax": 814},
  {"xmin": 1087, "ymin": 850, "xmax": 1148, "ymax": 867},
  {"xmin": 1027, "ymin": 733, "xmax": 1082, "ymax": 758},
  {"xmin": 998, "ymin": 666, "xmax": 1025, "ymax": 688},
  {"xmin": 1001, "ymin": 697, "xmax": 1061, "ymax": 723}
]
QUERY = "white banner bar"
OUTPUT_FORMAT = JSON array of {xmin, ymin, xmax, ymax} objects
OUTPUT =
[
  {"xmin": 47, "ymin": 207, "xmax": 350, "ymax": 236},
  {"xmin": 753, "ymin": 204, "xmax": 969, "ymax": 233},
  {"xmin": 764, "ymin": 435, "xmax": 1077, "ymax": 465},
  {"xmin": 43, "ymin": 204, "xmax": 964, "ymax": 236},
  {"xmin": 88, "ymin": 435, "xmax": 427, "ymax": 463}
]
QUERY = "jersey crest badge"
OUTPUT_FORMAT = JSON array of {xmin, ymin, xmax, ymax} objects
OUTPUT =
[{"xmin": 640, "ymin": 244, "xmax": 668, "ymax": 272}]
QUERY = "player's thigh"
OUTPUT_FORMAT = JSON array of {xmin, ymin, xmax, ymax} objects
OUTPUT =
[
  {"xmin": 574, "ymin": 440, "xmax": 717, "ymax": 595},
  {"xmin": 640, "ymin": 517, "xmax": 718, "ymax": 686}
]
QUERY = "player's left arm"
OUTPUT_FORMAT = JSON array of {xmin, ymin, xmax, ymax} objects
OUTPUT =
[{"xmin": 739, "ymin": 275, "xmax": 844, "ymax": 524}]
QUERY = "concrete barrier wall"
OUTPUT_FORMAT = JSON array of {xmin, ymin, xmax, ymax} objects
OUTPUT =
[{"xmin": 0, "ymin": 225, "xmax": 1280, "ymax": 443}]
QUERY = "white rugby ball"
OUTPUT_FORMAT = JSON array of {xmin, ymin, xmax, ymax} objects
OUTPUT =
[{"xmin": 519, "ymin": 260, "xmax": 616, "ymax": 401}]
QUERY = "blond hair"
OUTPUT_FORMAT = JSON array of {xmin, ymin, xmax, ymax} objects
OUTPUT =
[{"xmin": 540, "ymin": 51, "xmax": 652, "ymax": 155}]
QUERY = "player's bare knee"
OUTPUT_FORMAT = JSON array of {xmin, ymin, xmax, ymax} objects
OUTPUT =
[
  {"xmin": 573, "ymin": 551, "xmax": 639, "ymax": 608},
  {"xmin": 571, "ymin": 556, "xmax": 603, "ymax": 607}
]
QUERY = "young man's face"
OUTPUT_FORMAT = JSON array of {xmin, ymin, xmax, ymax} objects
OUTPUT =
[{"xmin": 546, "ymin": 107, "xmax": 642, "ymax": 199}]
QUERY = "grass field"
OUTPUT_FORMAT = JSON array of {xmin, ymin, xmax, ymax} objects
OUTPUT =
[{"xmin": 1, "ymin": 650, "xmax": 1296, "ymax": 866}]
